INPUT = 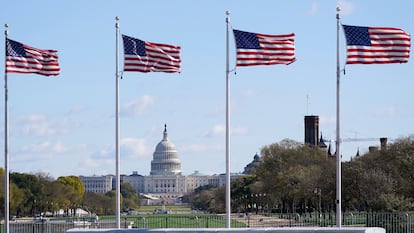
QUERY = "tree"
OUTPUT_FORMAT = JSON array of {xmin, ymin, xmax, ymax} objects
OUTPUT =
[
  {"xmin": 342, "ymin": 136, "xmax": 414, "ymax": 211},
  {"xmin": 57, "ymin": 176, "xmax": 85, "ymax": 216},
  {"xmin": 256, "ymin": 140, "xmax": 333, "ymax": 213},
  {"xmin": 121, "ymin": 183, "xmax": 140, "ymax": 211},
  {"xmin": 231, "ymin": 175, "xmax": 256, "ymax": 213},
  {"xmin": 83, "ymin": 192, "xmax": 113, "ymax": 215},
  {"xmin": 10, "ymin": 172, "xmax": 45, "ymax": 216}
]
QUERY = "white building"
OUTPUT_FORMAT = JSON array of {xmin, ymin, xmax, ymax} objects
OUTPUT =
[
  {"xmin": 80, "ymin": 175, "xmax": 113, "ymax": 194},
  {"xmin": 81, "ymin": 125, "xmax": 244, "ymax": 204}
]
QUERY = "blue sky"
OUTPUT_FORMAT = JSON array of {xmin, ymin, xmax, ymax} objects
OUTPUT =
[{"xmin": 1, "ymin": 0, "xmax": 413, "ymax": 179}]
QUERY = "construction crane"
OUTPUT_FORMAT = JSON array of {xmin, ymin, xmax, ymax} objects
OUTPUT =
[
  {"xmin": 323, "ymin": 137, "xmax": 392, "ymax": 143},
  {"xmin": 321, "ymin": 136, "xmax": 392, "ymax": 158}
]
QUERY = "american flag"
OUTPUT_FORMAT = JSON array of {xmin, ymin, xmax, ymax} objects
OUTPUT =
[
  {"xmin": 6, "ymin": 39, "xmax": 60, "ymax": 76},
  {"xmin": 122, "ymin": 35, "xmax": 181, "ymax": 73},
  {"xmin": 233, "ymin": 29, "xmax": 295, "ymax": 67},
  {"xmin": 342, "ymin": 25, "xmax": 411, "ymax": 64}
]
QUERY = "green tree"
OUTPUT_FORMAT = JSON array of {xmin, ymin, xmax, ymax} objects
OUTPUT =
[
  {"xmin": 120, "ymin": 182, "xmax": 140, "ymax": 211},
  {"xmin": 257, "ymin": 139, "xmax": 332, "ymax": 213},
  {"xmin": 83, "ymin": 192, "xmax": 114, "ymax": 215},
  {"xmin": 231, "ymin": 175, "xmax": 256, "ymax": 213},
  {"xmin": 10, "ymin": 172, "xmax": 45, "ymax": 216},
  {"xmin": 57, "ymin": 176, "xmax": 85, "ymax": 216},
  {"xmin": 342, "ymin": 136, "xmax": 414, "ymax": 211}
]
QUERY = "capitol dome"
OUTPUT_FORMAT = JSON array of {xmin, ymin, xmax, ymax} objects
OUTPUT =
[{"xmin": 150, "ymin": 125, "xmax": 182, "ymax": 176}]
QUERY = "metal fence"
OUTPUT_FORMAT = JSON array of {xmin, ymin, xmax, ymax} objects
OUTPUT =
[{"xmin": 2, "ymin": 212, "xmax": 414, "ymax": 233}]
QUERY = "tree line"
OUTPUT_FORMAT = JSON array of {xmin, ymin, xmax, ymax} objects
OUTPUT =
[
  {"xmin": 1, "ymin": 135, "xmax": 413, "ymax": 216},
  {"xmin": 186, "ymin": 136, "xmax": 414, "ymax": 214},
  {"xmin": 0, "ymin": 171, "xmax": 140, "ymax": 217}
]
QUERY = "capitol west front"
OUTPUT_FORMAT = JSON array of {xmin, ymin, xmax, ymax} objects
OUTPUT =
[{"xmin": 80, "ymin": 125, "xmax": 241, "ymax": 205}]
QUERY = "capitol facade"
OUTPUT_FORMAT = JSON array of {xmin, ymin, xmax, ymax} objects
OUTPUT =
[{"xmin": 80, "ymin": 125, "xmax": 244, "ymax": 205}]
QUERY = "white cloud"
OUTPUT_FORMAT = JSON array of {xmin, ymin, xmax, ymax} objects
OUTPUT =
[
  {"xmin": 92, "ymin": 145, "xmax": 114, "ymax": 159},
  {"xmin": 13, "ymin": 114, "xmax": 57, "ymax": 136},
  {"xmin": 12, "ymin": 114, "xmax": 77, "ymax": 137},
  {"xmin": 181, "ymin": 143, "xmax": 224, "ymax": 153},
  {"xmin": 81, "ymin": 157, "xmax": 100, "ymax": 169},
  {"xmin": 204, "ymin": 124, "xmax": 225, "ymax": 137},
  {"xmin": 120, "ymin": 95, "xmax": 155, "ymax": 117},
  {"xmin": 20, "ymin": 141, "xmax": 81, "ymax": 154},
  {"xmin": 232, "ymin": 126, "xmax": 248, "ymax": 136},
  {"xmin": 204, "ymin": 124, "xmax": 248, "ymax": 137},
  {"xmin": 90, "ymin": 137, "xmax": 151, "ymax": 161},
  {"xmin": 337, "ymin": 0, "xmax": 355, "ymax": 16},
  {"xmin": 307, "ymin": 2, "xmax": 320, "ymax": 16},
  {"xmin": 242, "ymin": 88, "xmax": 256, "ymax": 97},
  {"xmin": 77, "ymin": 157, "xmax": 114, "ymax": 176},
  {"xmin": 374, "ymin": 106, "xmax": 396, "ymax": 117},
  {"xmin": 121, "ymin": 137, "xmax": 151, "ymax": 158},
  {"xmin": 13, "ymin": 140, "xmax": 87, "ymax": 163},
  {"xmin": 319, "ymin": 115, "xmax": 336, "ymax": 125}
]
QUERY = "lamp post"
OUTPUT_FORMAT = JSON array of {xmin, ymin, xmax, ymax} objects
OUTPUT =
[
  {"xmin": 314, "ymin": 188, "xmax": 321, "ymax": 213},
  {"xmin": 314, "ymin": 188, "xmax": 322, "ymax": 226}
]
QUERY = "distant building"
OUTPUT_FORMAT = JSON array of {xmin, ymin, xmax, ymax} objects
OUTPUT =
[
  {"xmin": 304, "ymin": 115, "xmax": 330, "ymax": 154},
  {"xmin": 79, "ymin": 175, "xmax": 113, "ymax": 194},
  {"xmin": 243, "ymin": 153, "xmax": 261, "ymax": 175},
  {"xmin": 304, "ymin": 115, "xmax": 389, "ymax": 159},
  {"xmin": 81, "ymin": 125, "xmax": 244, "ymax": 204},
  {"xmin": 304, "ymin": 115, "xmax": 319, "ymax": 146}
]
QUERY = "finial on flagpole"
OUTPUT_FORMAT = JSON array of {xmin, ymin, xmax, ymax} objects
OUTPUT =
[
  {"xmin": 226, "ymin": 11, "xmax": 230, "ymax": 23},
  {"xmin": 4, "ymin": 23, "xmax": 8, "ymax": 36},
  {"xmin": 336, "ymin": 7, "xmax": 340, "ymax": 19},
  {"xmin": 115, "ymin": 16, "xmax": 119, "ymax": 28}
]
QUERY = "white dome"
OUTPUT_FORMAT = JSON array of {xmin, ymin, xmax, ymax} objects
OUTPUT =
[
  {"xmin": 155, "ymin": 136, "xmax": 177, "ymax": 152},
  {"xmin": 150, "ymin": 125, "xmax": 181, "ymax": 176}
]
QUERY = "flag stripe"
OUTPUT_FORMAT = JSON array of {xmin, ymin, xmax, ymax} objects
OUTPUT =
[
  {"xmin": 233, "ymin": 29, "xmax": 296, "ymax": 67},
  {"xmin": 6, "ymin": 39, "xmax": 60, "ymax": 76},
  {"xmin": 342, "ymin": 24, "xmax": 411, "ymax": 65},
  {"xmin": 122, "ymin": 35, "xmax": 181, "ymax": 73}
]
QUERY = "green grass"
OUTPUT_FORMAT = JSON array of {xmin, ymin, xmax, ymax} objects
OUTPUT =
[
  {"xmin": 136, "ymin": 205, "xmax": 192, "ymax": 212},
  {"xmin": 100, "ymin": 213, "xmax": 246, "ymax": 228}
]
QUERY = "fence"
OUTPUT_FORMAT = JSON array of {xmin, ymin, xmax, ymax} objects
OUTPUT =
[{"xmin": 2, "ymin": 212, "xmax": 414, "ymax": 233}]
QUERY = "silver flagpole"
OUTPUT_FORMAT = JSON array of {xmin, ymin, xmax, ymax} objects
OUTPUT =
[
  {"xmin": 225, "ymin": 10, "xmax": 231, "ymax": 228},
  {"xmin": 4, "ymin": 23, "xmax": 10, "ymax": 233},
  {"xmin": 335, "ymin": 7, "xmax": 342, "ymax": 228},
  {"xmin": 115, "ymin": 16, "xmax": 121, "ymax": 229}
]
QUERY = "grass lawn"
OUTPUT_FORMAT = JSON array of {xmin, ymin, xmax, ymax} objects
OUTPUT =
[
  {"xmin": 136, "ymin": 205, "xmax": 192, "ymax": 213},
  {"xmin": 99, "ymin": 214, "xmax": 246, "ymax": 228}
]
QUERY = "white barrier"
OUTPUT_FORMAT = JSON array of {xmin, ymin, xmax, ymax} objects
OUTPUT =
[{"xmin": 67, "ymin": 227, "xmax": 386, "ymax": 233}]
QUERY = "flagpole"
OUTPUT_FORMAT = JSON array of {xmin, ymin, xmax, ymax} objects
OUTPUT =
[
  {"xmin": 115, "ymin": 16, "xmax": 121, "ymax": 229},
  {"xmin": 225, "ymin": 10, "xmax": 231, "ymax": 228},
  {"xmin": 335, "ymin": 7, "xmax": 342, "ymax": 228},
  {"xmin": 4, "ymin": 23, "xmax": 10, "ymax": 233}
]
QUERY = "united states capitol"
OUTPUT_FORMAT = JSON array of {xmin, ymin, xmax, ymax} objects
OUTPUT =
[{"xmin": 79, "ymin": 125, "xmax": 252, "ymax": 205}]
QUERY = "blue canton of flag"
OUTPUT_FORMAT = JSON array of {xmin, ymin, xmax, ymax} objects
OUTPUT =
[
  {"xmin": 234, "ymin": 30, "xmax": 262, "ymax": 49},
  {"xmin": 343, "ymin": 26, "xmax": 372, "ymax": 46}
]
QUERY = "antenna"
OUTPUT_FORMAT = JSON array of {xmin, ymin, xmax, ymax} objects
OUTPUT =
[{"xmin": 306, "ymin": 94, "xmax": 311, "ymax": 115}]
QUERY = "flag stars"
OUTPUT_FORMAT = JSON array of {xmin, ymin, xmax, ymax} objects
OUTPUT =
[
  {"xmin": 122, "ymin": 35, "xmax": 147, "ymax": 56},
  {"xmin": 343, "ymin": 25, "xmax": 371, "ymax": 46},
  {"xmin": 233, "ymin": 30, "xmax": 261, "ymax": 49}
]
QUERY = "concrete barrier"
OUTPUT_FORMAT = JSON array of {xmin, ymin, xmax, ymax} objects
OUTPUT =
[{"xmin": 67, "ymin": 227, "xmax": 386, "ymax": 233}]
